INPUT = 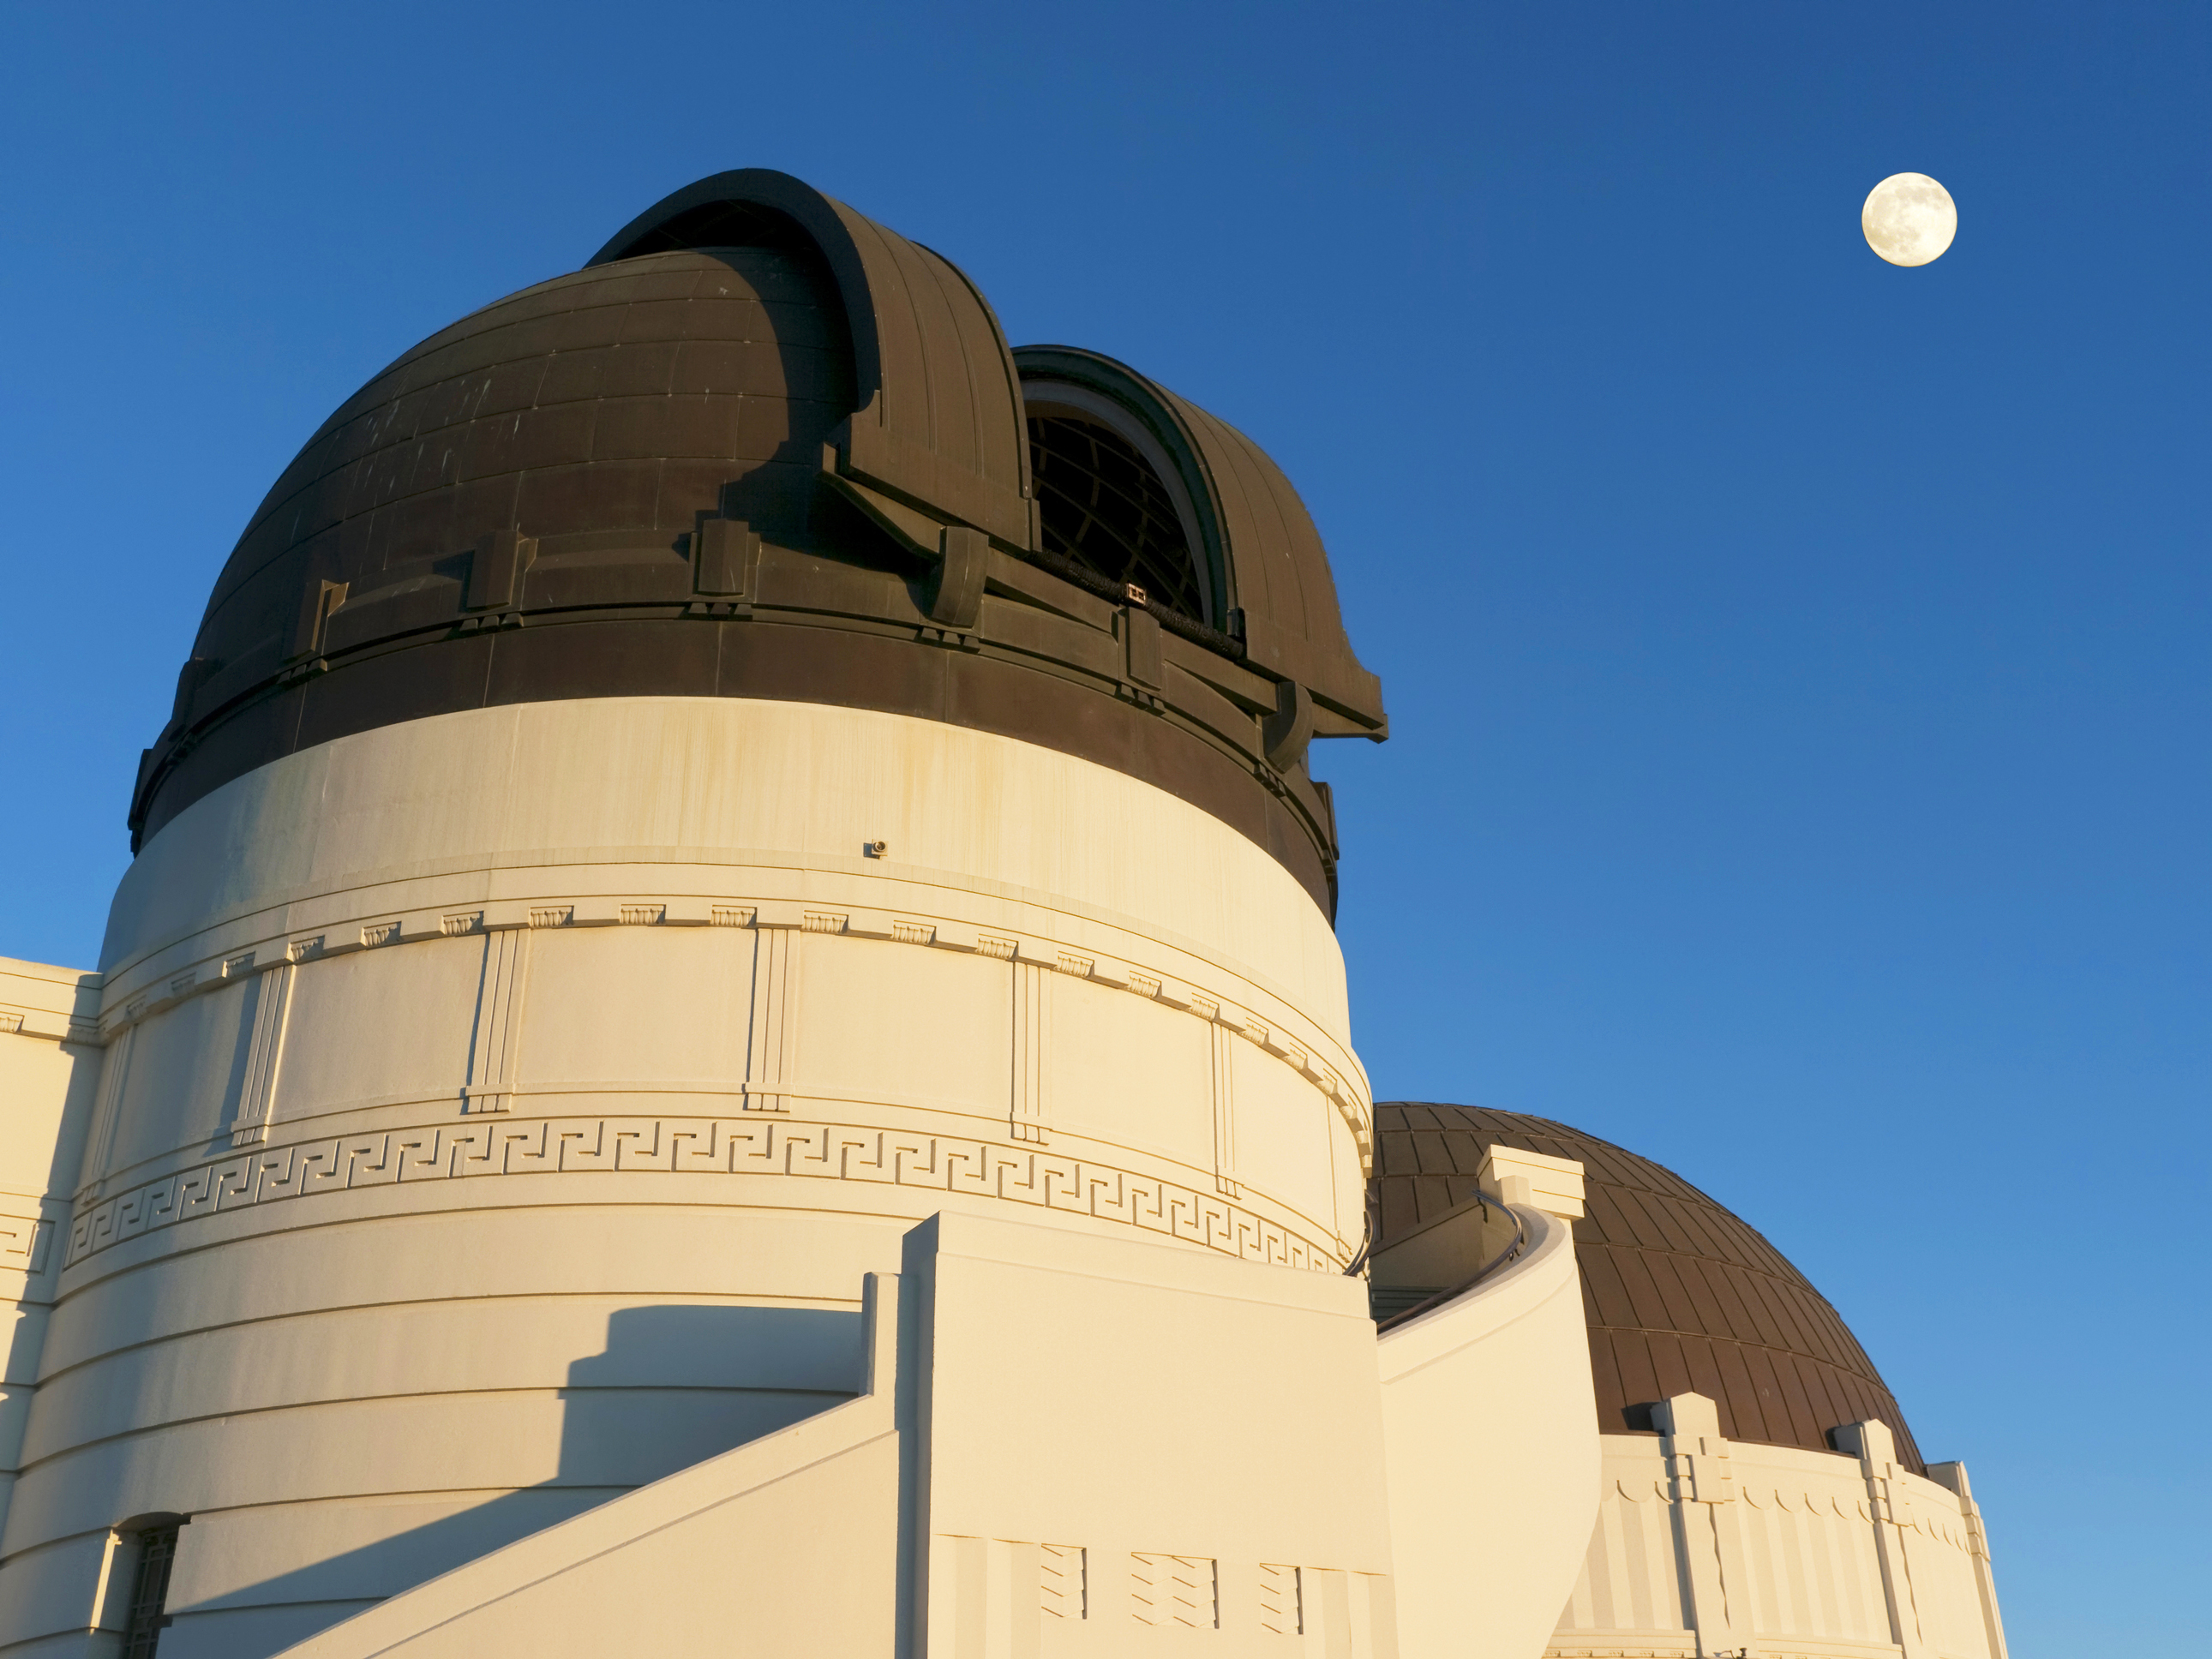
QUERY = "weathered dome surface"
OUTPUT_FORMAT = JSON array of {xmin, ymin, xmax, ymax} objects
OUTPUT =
[
  {"xmin": 1372, "ymin": 1102, "xmax": 1924, "ymax": 1471},
  {"xmin": 130, "ymin": 171, "xmax": 1381, "ymax": 914}
]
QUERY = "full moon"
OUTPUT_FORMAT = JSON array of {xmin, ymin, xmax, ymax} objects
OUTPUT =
[{"xmin": 1861, "ymin": 172, "xmax": 1957, "ymax": 266}]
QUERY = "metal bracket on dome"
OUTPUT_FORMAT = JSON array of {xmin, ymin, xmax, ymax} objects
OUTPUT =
[
  {"xmin": 1262, "ymin": 680, "xmax": 1316, "ymax": 773},
  {"xmin": 692, "ymin": 518, "xmax": 761, "ymax": 599},
  {"xmin": 819, "ymin": 460, "xmax": 948, "ymax": 565},
  {"xmin": 465, "ymin": 530, "xmax": 534, "ymax": 611},
  {"xmin": 286, "ymin": 579, "xmax": 349, "ymax": 663},
  {"xmin": 816, "ymin": 463, "xmax": 989, "ymax": 636},
  {"xmin": 929, "ymin": 528, "xmax": 988, "ymax": 631}
]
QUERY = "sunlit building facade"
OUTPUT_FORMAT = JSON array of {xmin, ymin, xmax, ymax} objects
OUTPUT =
[{"xmin": 0, "ymin": 171, "xmax": 2006, "ymax": 1659}]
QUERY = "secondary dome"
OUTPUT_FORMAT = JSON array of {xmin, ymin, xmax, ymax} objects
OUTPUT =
[
  {"xmin": 129, "ymin": 170, "xmax": 1382, "ymax": 915},
  {"xmin": 1371, "ymin": 1102, "xmax": 1924, "ymax": 1470}
]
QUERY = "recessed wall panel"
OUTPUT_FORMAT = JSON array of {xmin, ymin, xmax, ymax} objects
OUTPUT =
[
  {"xmin": 789, "ymin": 935, "xmax": 1010, "ymax": 1122},
  {"xmin": 274, "ymin": 938, "xmax": 481, "ymax": 1123},
  {"xmin": 108, "ymin": 981, "xmax": 253, "ymax": 1173},
  {"xmin": 1231, "ymin": 1040, "xmax": 1336, "ymax": 1236},
  {"xmin": 1048, "ymin": 984, "xmax": 1212, "ymax": 1173},
  {"xmin": 519, "ymin": 926, "xmax": 748, "ymax": 1092}
]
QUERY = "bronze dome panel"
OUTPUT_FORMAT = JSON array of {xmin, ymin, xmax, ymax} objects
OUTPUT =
[
  {"xmin": 134, "ymin": 243, "xmax": 859, "ymax": 845},
  {"xmin": 1372, "ymin": 1102, "xmax": 1924, "ymax": 1471},
  {"xmin": 592, "ymin": 170, "xmax": 1035, "ymax": 550},
  {"xmin": 130, "ymin": 173, "xmax": 1379, "ymax": 919},
  {"xmin": 195, "ymin": 246, "xmax": 854, "ymax": 659}
]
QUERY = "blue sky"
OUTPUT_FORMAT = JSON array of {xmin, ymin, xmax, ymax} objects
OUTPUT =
[{"xmin": 3, "ymin": 2, "xmax": 2204, "ymax": 1645}]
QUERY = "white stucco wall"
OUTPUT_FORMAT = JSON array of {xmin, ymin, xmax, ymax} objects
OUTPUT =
[
  {"xmin": 1379, "ymin": 1206, "xmax": 1601, "ymax": 1659},
  {"xmin": 0, "ymin": 696, "xmax": 2004, "ymax": 1659},
  {"xmin": 0, "ymin": 959, "xmax": 101, "ymax": 1564},
  {"xmin": 1551, "ymin": 1416, "xmax": 2008, "ymax": 1659},
  {"xmin": 7, "ymin": 698, "xmax": 1374, "ymax": 1657},
  {"xmin": 268, "ymin": 1213, "xmax": 1406, "ymax": 1659}
]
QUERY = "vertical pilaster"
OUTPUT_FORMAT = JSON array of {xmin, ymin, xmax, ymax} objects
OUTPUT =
[
  {"xmin": 744, "ymin": 925, "xmax": 800, "ymax": 1113},
  {"xmin": 231, "ymin": 961, "xmax": 296, "ymax": 1144},
  {"xmin": 1208, "ymin": 1021, "xmax": 1238, "ymax": 1197},
  {"xmin": 77, "ymin": 1024, "xmax": 135, "ymax": 1197},
  {"xmin": 1010, "ymin": 961, "xmax": 1048, "ymax": 1144},
  {"xmin": 1835, "ymin": 1418, "xmax": 1930, "ymax": 1659},
  {"xmin": 1654, "ymin": 1392, "xmax": 1745, "ymax": 1657},
  {"xmin": 462, "ymin": 930, "xmax": 531, "ymax": 1115},
  {"xmin": 85, "ymin": 1525, "xmax": 135, "ymax": 1649},
  {"xmin": 1927, "ymin": 1460, "xmax": 2008, "ymax": 1659}
]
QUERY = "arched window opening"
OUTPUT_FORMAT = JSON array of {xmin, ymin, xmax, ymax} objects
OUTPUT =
[{"xmin": 1028, "ymin": 413, "xmax": 1209, "ymax": 625}]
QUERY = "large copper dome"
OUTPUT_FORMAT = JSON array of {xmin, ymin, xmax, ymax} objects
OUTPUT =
[
  {"xmin": 129, "ymin": 170, "xmax": 1386, "ymax": 913},
  {"xmin": 1372, "ymin": 1102, "xmax": 1924, "ymax": 1470}
]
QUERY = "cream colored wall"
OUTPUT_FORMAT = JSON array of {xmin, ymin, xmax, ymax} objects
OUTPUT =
[
  {"xmin": 1379, "ymin": 1205, "xmax": 1600, "ymax": 1659},
  {"xmin": 270, "ymin": 1213, "xmax": 1402, "ymax": 1659},
  {"xmin": 1550, "ymin": 1409, "xmax": 2008, "ymax": 1659},
  {"xmin": 1921, "ymin": 1462, "xmax": 2008, "ymax": 1659},
  {"xmin": 97, "ymin": 696, "xmax": 1355, "ymax": 1047},
  {"xmin": 9, "ymin": 698, "xmax": 1372, "ymax": 1658},
  {"xmin": 268, "ymin": 1272, "xmax": 908, "ymax": 1659},
  {"xmin": 912, "ymin": 1213, "xmax": 1397, "ymax": 1656},
  {"xmin": 80, "ymin": 697, "xmax": 1368, "ymax": 1264},
  {"xmin": 0, "ymin": 959, "xmax": 100, "ymax": 1560}
]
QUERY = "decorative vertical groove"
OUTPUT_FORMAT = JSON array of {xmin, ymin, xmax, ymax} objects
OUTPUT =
[
  {"xmin": 1005, "ymin": 1541, "xmax": 1042, "ymax": 1659},
  {"xmin": 463, "ymin": 930, "xmax": 533, "ymax": 1115},
  {"xmin": 87, "ymin": 908, "xmax": 1375, "ymax": 1165},
  {"xmin": 78, "ymin": 1025, "xmax": 136, "ymax": 1197},
  {"xmin": 1211, "ymin": 1021, "xmax": 1238, "ymax": 1197},
  {"xmin": 1011, "ymin": 961, "xmax": 1048, "ymax": 1144},
  {"xmin": 950, "ymin": 1536, "xmax": 987, "ymax": 1659},
  {"xmin": 230, "ymin": 963, "xmax": 297, "ymax": 1146},
  {"xmin": 744, "ymin": 926, "xmax": 800, "ymax": 1113}
]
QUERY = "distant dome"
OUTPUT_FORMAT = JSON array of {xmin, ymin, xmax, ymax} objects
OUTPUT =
[
  {"xmin": 129, "ymin": 170, "xmax": 1382, "ymax": 916},
  {"xmin": 1371, "ymin": 1103, "xmax": 1924, "ymax": 1470}
]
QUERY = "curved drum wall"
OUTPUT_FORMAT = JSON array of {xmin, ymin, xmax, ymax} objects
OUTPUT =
[
  {"xmin": 15, "ymin": 699, "xmax": 1370, "ymax": 1658},
  {"xmin": 1554, "ymin": 1434, "xmax": 2005, "ymax": 1659}
]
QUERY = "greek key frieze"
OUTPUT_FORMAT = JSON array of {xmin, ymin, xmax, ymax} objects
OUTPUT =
[{"xmin": 64, "ymin": 1115, "xmax": 1340, "ymax": 1274}]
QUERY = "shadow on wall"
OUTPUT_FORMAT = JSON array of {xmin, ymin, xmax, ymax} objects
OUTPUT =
[
  {"xmin": 162, "ymin": 1304, "xmax": 865, "ymax": 1658},
  {"xmin": 2, "ymin": 1033, "xmax": 104, "ymax": 1412}
]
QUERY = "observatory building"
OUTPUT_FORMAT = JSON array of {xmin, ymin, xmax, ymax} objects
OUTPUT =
[{"xmin": 0, "ymin": 171, "xmax": 2009, "ymax": 1659}]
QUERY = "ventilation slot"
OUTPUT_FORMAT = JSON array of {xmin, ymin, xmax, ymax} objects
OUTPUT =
[{"xmin": 121, "ymin": 1524, "xmax": 181, "ymax": 1658}]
